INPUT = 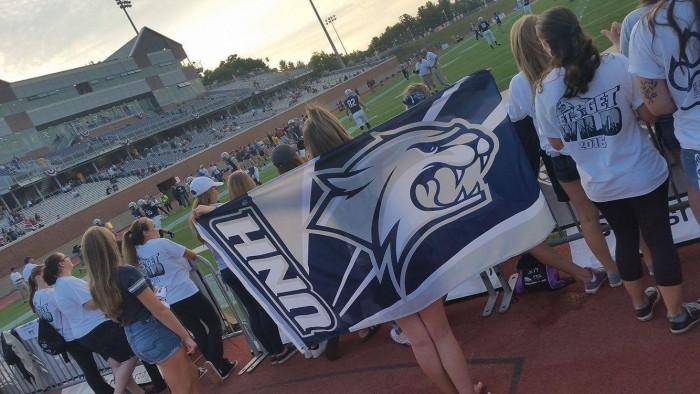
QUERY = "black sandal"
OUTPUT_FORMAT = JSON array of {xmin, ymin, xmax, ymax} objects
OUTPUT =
[{"xmin": 359, "ymin": 325, "xmax": 380, "ymax": 343}]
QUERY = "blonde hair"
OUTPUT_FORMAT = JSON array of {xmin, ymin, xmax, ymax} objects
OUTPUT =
[
  {"xmin": 403, "ymin": 83, "xmax": 431, "ymax": 99},
  {"xmin": 82, "ymin": 226, "xmax": 123, "ymax": 319},
  {"xmin": 510, "ymin": 15, "xmax": 551, "ymax": 89},
  {"xmin": 227, "ymin": 170, "xmax": 257, "ymax": 200},
  {"xmin": 121, "ymin": 217, "xmax": 151, "ymax": 267},
  {"xmin": 190, "ymin": 187, "xmax": 218, "ymax": 243},
  {"xmin": 302, "ymin": 104, "xmax": 352, "ymax": 158}
]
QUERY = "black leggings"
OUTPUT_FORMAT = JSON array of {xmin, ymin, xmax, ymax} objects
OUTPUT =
[
  {"xmin": 221, "ymin": 268, "xmax": 284, "ymax": 354},
  {"xmin": 171, "ymin": 291, "xmax": 226, "ymax": 370},
  {"xmin": 594, "ymin": 179, "xmax": 682, "ymax": 287},
  {"xmin": 64, "ymin": 340, "xmax": 113, "ymax": 394}
]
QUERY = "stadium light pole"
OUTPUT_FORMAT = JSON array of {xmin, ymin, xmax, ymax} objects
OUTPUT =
[
  {"xmin": 308, "ymin": 0, "xmax": 346, "ymax": 69},
  {"xmin": 325, "ymin": 15, "xmax": 349, "ymax": 57},
  {"xmin": 115, "ymin": 0, "xmax": 139, "ymax": 35}
]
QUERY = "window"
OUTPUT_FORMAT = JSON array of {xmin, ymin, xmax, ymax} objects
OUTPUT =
[{"xmin": 74, "ymin": 82, "xmax": 93, "ymax": 95}]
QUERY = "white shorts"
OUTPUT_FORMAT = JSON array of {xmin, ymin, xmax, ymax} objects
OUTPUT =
[
  {"xmin": 352, "ymin": 110, "xmax": 369, "ymax": 127},
  {"xmin": 483, "ymin": 30, "xmax": 496, "ymax": 45},
  {"xmin": 152, "ymin": 215, "xmax": 163, "ymax": 230}
]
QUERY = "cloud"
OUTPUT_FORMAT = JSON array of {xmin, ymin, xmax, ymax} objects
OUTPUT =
[{"xmin": 0, "ymin": 0, "xmax": 426, "ymax": 82}]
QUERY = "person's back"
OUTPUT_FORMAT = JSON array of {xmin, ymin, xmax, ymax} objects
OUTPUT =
[
  {"xmin": 536, "ymin": 53, "xmax": 667, "ymax": 201},
  {"xmin": 53, "ymin": 276, "xmax": 108, "ymax": 339}
]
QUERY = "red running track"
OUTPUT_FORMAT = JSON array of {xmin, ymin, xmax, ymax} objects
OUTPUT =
[{"xmin": 199, "ymin": 243, "xmax": 700, "ymax": 394}]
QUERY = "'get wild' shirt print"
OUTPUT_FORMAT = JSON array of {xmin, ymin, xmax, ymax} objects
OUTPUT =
[{"xmin": 556, "ymin": 86, "xmax": 622, "ymax": 151}]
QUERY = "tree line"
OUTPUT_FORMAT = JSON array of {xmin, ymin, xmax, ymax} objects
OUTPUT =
[{"xmin": 200, "ymin": 0, "xmax": 494, "ymax": 85}]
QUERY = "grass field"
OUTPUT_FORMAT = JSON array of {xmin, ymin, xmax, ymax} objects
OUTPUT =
[{"xmin": 0, "ymin": 0, "xmax": 639, "ymax": 329}]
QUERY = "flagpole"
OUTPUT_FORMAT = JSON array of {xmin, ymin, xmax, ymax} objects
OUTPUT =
[{"xmin": 308, "ymin": 0, "xmax": 346, "ymax": 69}]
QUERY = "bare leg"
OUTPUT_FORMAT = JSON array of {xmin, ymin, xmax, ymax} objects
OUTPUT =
[
  {"xmin": 659, "ymin": 285, "xmax": 683, "ymax": 316},
  {"xmin": 622, "ymin": 279, "xmax": 647, "ymax": 307},
  {"xmin": 397, "ymin": 313, "xmax": 456, "ymax": 393},
  {"xmin": 529, "ymin": 242, "xmax": 592, "ymax": 282},
  {"xmin": 159, "ymin": 347, "xmax": 200, "ymax": 394},
  {"xmin": 559, "ymin": 180, "xmax": 617, "ymax": 274},
  {"xmin": 419, "ymin": 300, "xmax": 477, "ymax": 394},
  {"xmin": 108, "ymin": 357, "xmax": 142, "ymax": 394}
]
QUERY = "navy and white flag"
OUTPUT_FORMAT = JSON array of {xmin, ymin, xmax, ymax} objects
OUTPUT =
[{"xmin": 196, "ymin": 71, "xmax": 554, "ymax": 350}]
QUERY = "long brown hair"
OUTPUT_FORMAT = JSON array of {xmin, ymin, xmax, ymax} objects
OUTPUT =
[
  {"xmin": 190, "ymin": 186, "xmax": 218, "ymax": 243},
  {"xmin": 83, "ymin": 226, "xmax": 124, "ymax": 319},
  {"xmin": 227, "ymin": 170, "xmax": 257, "ymax": 200},
  {"xmin": 43, "ymin": 253, "xmax": 64, "ymax": 286},
  {"xmin": 649, "ymin": 0, "xmax": 700, "ymax": 63},
  {"xmin": 511, "ymin": 15, "xmax": 551, "ymax": 89},
  {"xmin": 302, "ymin": 104, "xmax": 352, "ymax": 158},
  {"xmin": 536, "ymin": 7, "xmax": 600, "ymax": 98},
  {"xmin": 27, "ymin": 265, "xmax": 44, "ymax": 313},
  {"xmin": 121, "ymin": 218, "xmax": 151, "ymax": 267}
]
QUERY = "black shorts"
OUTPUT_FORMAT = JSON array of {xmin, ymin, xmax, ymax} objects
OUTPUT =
[
  {"xmin": 78, "ymin": 321, "xmax": 134, "ymax": 362},
  {"xmin": 550, "ymin": 154, "xmax": 580, "ymax": 183}
]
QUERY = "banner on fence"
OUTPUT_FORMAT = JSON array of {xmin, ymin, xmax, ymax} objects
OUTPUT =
[{"xmin": 196, "ymin": 71, "xmax": 555, "ymax": 349}]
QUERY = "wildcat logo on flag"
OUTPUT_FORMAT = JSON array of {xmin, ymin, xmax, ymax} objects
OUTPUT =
[{"xmin": 196, "ymin": 71, "xmax": 554, "ymax": 350}]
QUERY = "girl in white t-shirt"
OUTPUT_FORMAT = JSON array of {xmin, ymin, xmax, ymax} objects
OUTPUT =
[
  {"xmin": 27, "ymin": 265, "xmax": 113, "ymax": 394},
  {"xmin": 121, "ymin": 218, "xmax": 238, "ymax": 381},
  {"xmin": 536, "ymin": 6, "xmax": 700, "ymax": 334},
  {"xmin": 44, "ymin": 253, "xmax": 142, "ymax": 394},
  {"xmin": 628, "ymin": 0, "xmax": 700, "ymax": 200},
  {"xmin": 508, "ymin": 14, "xmax": 623, "ymax": 286}
]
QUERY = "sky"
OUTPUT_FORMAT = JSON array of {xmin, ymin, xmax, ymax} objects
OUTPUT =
[{"xmin": 0, "ymin": 0, "xmax": 429, "ymax": 83}]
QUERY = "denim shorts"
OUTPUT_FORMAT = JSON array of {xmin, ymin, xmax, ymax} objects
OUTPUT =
[
  {"xmin": 550, "ymin": 154, "xmax": 580, "ymax": 183},
  {"xmin": 655, "ymin": 115, "xmax": 681, "ymax": 150},
  {"xmin": 680, "ymin": 148, "xmax": 700, "ymax": 192},
  {"xmin": 124, "ymin": 316, "xmax": 182, "ymax": 364}
]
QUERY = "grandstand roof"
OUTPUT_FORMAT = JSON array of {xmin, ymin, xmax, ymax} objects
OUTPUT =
[{"xmin": 105, "ymin": 26, "xmax": 185, "ymax": 62}]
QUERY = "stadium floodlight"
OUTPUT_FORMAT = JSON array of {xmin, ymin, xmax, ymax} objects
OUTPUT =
[
  {"xmin": 325, "ymin": 15, "xmax": 349, "ymax": 57},
  {"xmin": 308, "ymin": 0, "xmax": 346, "ymax": 69},
  {"xmin": 115, "ymin": 0, "xmax": 139, "ymax": 35}
]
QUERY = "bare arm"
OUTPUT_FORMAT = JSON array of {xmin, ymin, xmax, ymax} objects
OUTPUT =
[
  {"xmin": 136, "ymin": 288, "xmax": 196, "ymax": 354},
  {"xmin": 637, "ymin": 77, "xmax": 677, "ymax": 116},
  {"xmin": 183, "ymin": 248, "xmax": 198, "ymax": 260},
  {"xmin": 547, "ymin": 137, "xmax": 564, "ymax": 151},
  {"xmin": 635, "ymin": 103, "xmax": 658, "ymax": 124}
]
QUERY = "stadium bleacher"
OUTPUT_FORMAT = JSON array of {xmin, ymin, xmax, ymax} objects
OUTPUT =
[{"xmin": 0, "ymin": 61, "xmax": 385, "ymax": 249}]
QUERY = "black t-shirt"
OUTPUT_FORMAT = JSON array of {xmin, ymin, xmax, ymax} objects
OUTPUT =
[
  {"xmin": 478, "ymin": 21, "xmax": 490, "ymax": 32},
  {"xmin": 344, "ymin": 95, "xmax": 361, "ymax": 114},
  {"xmin": 297, "ymin": 139, "xmax": 305, "ymax": 150},
  {"xmin": 117, "ymin": 266, "xmax": 153, "ymax": 326},
  {"xmin": 143, "ymin": 203, "xmax": 158, "ymax": 218},
  {"xmin": 175, "ymin": 186, "xmax": 186, "ymax": 197}
]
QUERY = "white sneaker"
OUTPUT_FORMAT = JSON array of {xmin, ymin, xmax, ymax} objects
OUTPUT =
[
  {"xmin": 309, "ymin": 340, "xmax": 327, "ymax": 358},
  {"xmin": 390, "ymin": 328, "xmax": 410, "ymax": 345}
]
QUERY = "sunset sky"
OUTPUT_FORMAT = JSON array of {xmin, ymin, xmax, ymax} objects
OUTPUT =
[{"xmin": 0, "ymin": 0, "xmax": 429, "ymax": 82}]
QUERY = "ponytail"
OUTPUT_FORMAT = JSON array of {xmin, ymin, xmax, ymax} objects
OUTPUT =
[
  {"xmin": 122, "ymin": 218, "xmax": 149, "ymax": 266},
  {"xmin": 536, "ymin": 7, "xmax": 600, "ymax": 98},
  {"xmin": 27, "ymin": 265, "xmax": 43, "ymax": 313},
  {"xmin": 42, "ymin": 253, "xmax": 63, "ymax": 286}
]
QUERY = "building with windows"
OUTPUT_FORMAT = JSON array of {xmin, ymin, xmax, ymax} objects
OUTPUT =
[{"xmin": 0, "ymin": 27, "xmax": 206, "ymax": 163}]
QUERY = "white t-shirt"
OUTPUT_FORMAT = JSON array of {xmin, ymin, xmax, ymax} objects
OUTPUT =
[
  {"xmin": 33, "ymin": 288, "xmax": 75, "ymax": 342},
  {"xmin": 629, "ymin": 2, "xmax": 700, "ymax": 150},
  {"xmin": 22, "ymin": 263, "xmax": 37, "ymax": 282},
  {"xmin": 415, "ymin": 60, "xmax": 431, "ymax": 77},
  {"xmin": 53, "ymin": 276, "xmax": 108, "ymax": 339},
  {"xmin": 620, "ymin": 4, "xmax": 654, "ymax": 58},
  {"xmin": 10, "ymin": 272, "xmax": 22, "ymax": 284},
  {"xmin": 507, "ymin": 72, "xmax": 567, "ymax": 156},
  {"xmin": 136, "ymin": 238, "xmax": 198, "ymax": 304},
  {"xmin": 536, "ymin": 53, "xmax": 668, "ymax": 202},
  {"xmin": 425, "ymin": 52, "xmax": 438, "ymax": 68}
]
